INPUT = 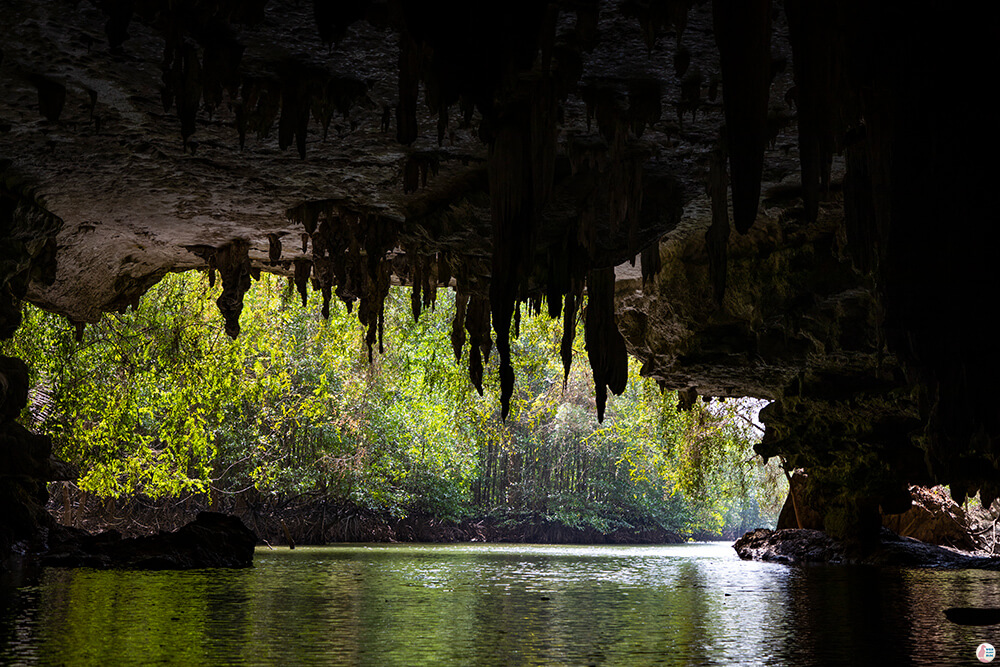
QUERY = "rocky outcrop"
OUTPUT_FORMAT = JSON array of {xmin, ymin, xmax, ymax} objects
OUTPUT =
[
  {"xmin": 882, "ymin": 486, "xmax": 977, "ymax": 552},
  {"xmin": 615, "ymin": 195, "xmax": 925, "ymax": 541},
  {"xmin": 1, "ymin": 179, "xmax": 63, "ymax": 559},
  {"xmin": 1, "ymin": 175, "xmax": 61, "ymax": 339},
  {"xmin": 41, "ymin": 512, "xmax": 257, "ymax": 569},
  {"xmin": 777, "ymin": 477, "xmax": 977, "ymax": 552},
  {"xmin": 0, "ymin": 355, "xmax": 56, "ymax": 557},
  {"xmin": 734, "ymin": 528, "xmax": 1000, "ymax": 569}
]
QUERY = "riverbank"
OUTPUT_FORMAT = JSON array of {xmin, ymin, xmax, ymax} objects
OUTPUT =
[{"xmin": 45, "ymin": 485, "xmax": 687, "ymax": 546}]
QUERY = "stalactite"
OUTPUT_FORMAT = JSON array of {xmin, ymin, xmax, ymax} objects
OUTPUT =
[
  {"xmin": 410, "ymin": 254, "xmax": 423, "ymax": 321},
  {"xmin": 574, "ymin": 0, "xmax": 600, "ymax": 50},
  {"xmin": 436, "ymin": 252, "xmax": 451, "ymax": 289},
  {"xmin": 99, "ymin": 0, "xmax": 133, "ymax": 50},
  {"xmin": 489, "ymin": 107, "xmax": 532, "ymax": 419},
  {"xmin": 627, "ymin": 79, "xmax": 661, "ymax": 138},
  {"xmin": 712, "ymin": 0, "xmax": 772, "ymax": 234},
  {"xmin": 236, "ymin": 78, "xmax": 281, "ymax": 149},
  {"xmin": 380, "ymin": 104, "xmax": 392, "ymax": 134},
  {"xmin": 421, "ymin": 255, "xmax": 434, "ymax": 311},
  {"xmin": 311, "ymin": 89, "xmax": 335, "ymax": 141},
  {"xmin": 706, "ymin": 138, "xmax": 730, "ymax": 303},
  {"xmin": 466, "ymin": 295, "xmax": 492, "ymax": 396},
  {"xmin": 403, "ymin": 158, "xmax": 420, "ymax": 194},
  {"xmin": 584, "ymin": 267, "xmax": 628, "ymax": 422},
  {"xmin": 28, "ymin": 75, "xmax": 66, "ymax": 123},
  {"xmin": 451, "ymin": 290, "xmax": 468, "ymax": 362},
  {"xmin": 640, "ymin": 243, "xmax": 661, "ymax": 286},
  {"xmin": 289, "ymin": 201, "xmax": 399, "ymax": 362},
  {"xmin": 278, "ymin": 74, "xmax": 310, "ymax": 159},
  {"xmin": 674, "ymin": 46, "xmax": 691, "ymax": 78},
  {"xmin": 266, "ymin": 233, "xmax": 282, "ymax": 263},
  {"xmin": 530, "ymin": 79, "xmax": 558, "ymax": 219},
  {"xmin": 575, "ymin": 85, "xmax": 648, "ymax": 257},
  {"xmin": 201, "ymin": 27, "xmax": 244, "ymax": 115},
  {"xmin": 561, "ymin": 286, "xmax": 582, "ymax": 381},
  {"xmin": 163, "ymin": 40, "xmax": 202, "ymax": 147},
  {"xmin": 214, "ymin": 240, "xmax": 252, "ymax": 338},
  {"xmin": 293, "ymin": 258, "xmax": 311, "ymax": 307},
  {"xmin": 396, "ymin": 28, "xmax": 420, "ymax": 146},
  {"xmin": 357, "ymin": 256, "xmax": 391, "ymax": 361},
  {"xmin": 622, "ymin": 0, "xmax": 691, "ymax": 52},
  {"xmin": 403, "ymin": 154, "xmax": 440, "ymax": 194},
  {"xmin": 623, "ymin": 151, "xmax": 644, "ymax": 257},
  {"xmin": 677, "ymin": 387, "xmax": 698, "ymax": 411},
  {"xmin": 313, "ymin": 0, "xmax": 371, "ymax": 45},
  {"xmin": 784, "ymin": 0, "xmax": 839, "ymax": 224},
  {"xmin": 546, "ymin": 247, "xmax": 568, "ymax": 320},
  {"xmin": 436, "ymin": 103, "xmax": 449, "ymax": 146},
  {"xmin": 677, "ymin": 67, "xmax": 701, "ymax": 124},
  {"xmin": 842, "ymin": 124, "xmax": 876, "ymax": 274}
]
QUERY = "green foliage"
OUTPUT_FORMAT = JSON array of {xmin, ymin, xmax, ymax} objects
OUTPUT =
[{"xmin": 3, "ymin": 270, "xmax": 784, "ymax": 535}]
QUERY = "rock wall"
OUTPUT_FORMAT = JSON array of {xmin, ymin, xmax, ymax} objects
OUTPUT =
[
  {"xmin": 1, "ymin": 177, "xmax": 63, "ymax": 557},
  {"xmin": 777, "ymin": 474, "xmax": 977, "ymax": 552},
  {"xmin": 615, "ymin": 192, "xmax": 924, "ymax": 541},
  {"xmin": 0, "ymin": 355, "xmax": 55, "ymax": 556}
]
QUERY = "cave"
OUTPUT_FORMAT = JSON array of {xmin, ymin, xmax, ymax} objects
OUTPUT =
[{"xmin": 1, "ymin": 0, "xmax": 998, "ymax": 560}]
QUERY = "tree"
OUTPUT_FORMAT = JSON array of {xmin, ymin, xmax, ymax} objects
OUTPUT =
[{"xmin": 3, "ymin": 270, "xmax": 784, "ymax": 535}]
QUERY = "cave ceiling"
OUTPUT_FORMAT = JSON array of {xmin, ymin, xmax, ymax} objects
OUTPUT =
[
  {"xmin": 0, "ymin": 0, "xmax": 727, "ymax": 320},
  {"xmin": 2, "ymin": 0, "xmax": 999, "ymax": 518}
]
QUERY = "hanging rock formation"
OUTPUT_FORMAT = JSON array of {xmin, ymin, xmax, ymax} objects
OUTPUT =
[{"xmin": 0, "ymin": 0, "xmax": 997, "ymax": 548}]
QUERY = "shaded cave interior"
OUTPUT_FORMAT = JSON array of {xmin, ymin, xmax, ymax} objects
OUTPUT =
[{"xmin": 1, "ymin": 0, "xmax": 999, "ymax": 553}]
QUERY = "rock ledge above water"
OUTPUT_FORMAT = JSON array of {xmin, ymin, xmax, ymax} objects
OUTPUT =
[
  {"xmin": 734, "ymin": 528, "xmax": 1000, "ymax": 569},
  {"xmin": 41, "ymin": 511, "xmax": 257, "ymax": 569}
]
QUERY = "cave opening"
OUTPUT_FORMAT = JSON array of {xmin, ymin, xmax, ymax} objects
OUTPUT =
[
  {"xmin": 3, "ymin": 271, "xmax": 787, "ymax": 546},
  {"xmin": 2, "ymin": 0, "xmax": 1000, "ymax": 659}
]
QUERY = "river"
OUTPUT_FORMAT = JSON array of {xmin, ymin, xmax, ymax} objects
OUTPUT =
[{"xmin": 1, "ymin": 542, "xmax": 997, "ymax": 665}]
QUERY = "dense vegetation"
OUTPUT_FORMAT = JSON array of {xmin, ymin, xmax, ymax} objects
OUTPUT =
[{"xmin": 3, "ymin": 271, "xmax": 785, "ymax": 537}]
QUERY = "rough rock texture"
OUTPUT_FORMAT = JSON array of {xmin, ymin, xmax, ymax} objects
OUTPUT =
[
  {"xmin": 778, "ymin": 476, "xmax": 977, "ymax": 552},
  {"xmin": 0, "ymin": 0, "xmax": 998, "ymax": 549},
  {"xmin": 734, "ymin": 528, "xmax": 1000, "ymax": 569},
  {"xmin": 615, "ymin": 192, "xmax": 923, "ymax": 540},
  {"xmin": 1, "ymin": 177, "xmax": 61, "ymax": 338},
  {"xmin": 775, "ymin": 471, "xmax": 822, "ymax": 530},
  {"xmin": 0, "ymin": 355, "xmax": 56, "ymax": 556},
  {"xmin": 881, "ymin": 486, "xmax": 977, "ymax": 552},
  {"xmin": 41, "ymin": 511, "xmax": 257, "ymax": 569}
]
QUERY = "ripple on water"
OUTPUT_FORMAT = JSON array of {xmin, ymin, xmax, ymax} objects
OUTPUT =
[{"xmin": 1, "ymin": 542, "xmax": 997, "ymax": 666}]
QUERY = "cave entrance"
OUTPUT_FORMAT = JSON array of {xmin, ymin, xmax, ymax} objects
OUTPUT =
[{"xmin": 4, "ymin": 270, "xmax": 786, "ymax": 545}]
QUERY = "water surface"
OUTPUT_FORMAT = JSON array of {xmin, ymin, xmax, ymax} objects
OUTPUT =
[{"xmin": 2, "ymin": 542, "xmax": 998, "ymax": 665}]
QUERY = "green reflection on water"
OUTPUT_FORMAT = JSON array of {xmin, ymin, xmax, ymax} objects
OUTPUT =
[
  {"xmin": 27, "ymin": 568, "xmax": 255, "ymax": 665},
  {"xmin": 2, "ymin": 543, "xmax": 998, "ymax": 666}
]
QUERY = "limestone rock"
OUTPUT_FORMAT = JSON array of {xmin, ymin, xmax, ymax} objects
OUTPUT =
[
  {"xmin": 776, "ymin": 474, "xmax": 977, "ymax": 551},
  {"xmin": 0, "ymin": 355, "xmax": 55, "ymax": 555},
  {"xmin": 734, "ymin": 527, "xmax": 1000, "ymax": 569},
  {"xmin": 882, "ymin": 486, "xmax": 977, "ymax": 553},
  {"xmin": 42, "ymin": 511, "xmax": 257, "ymax": 569}
]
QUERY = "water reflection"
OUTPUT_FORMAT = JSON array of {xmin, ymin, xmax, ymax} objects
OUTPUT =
[{"xmin": 1, "ymin": 543, "xmax": 998, "ymax": 665}]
